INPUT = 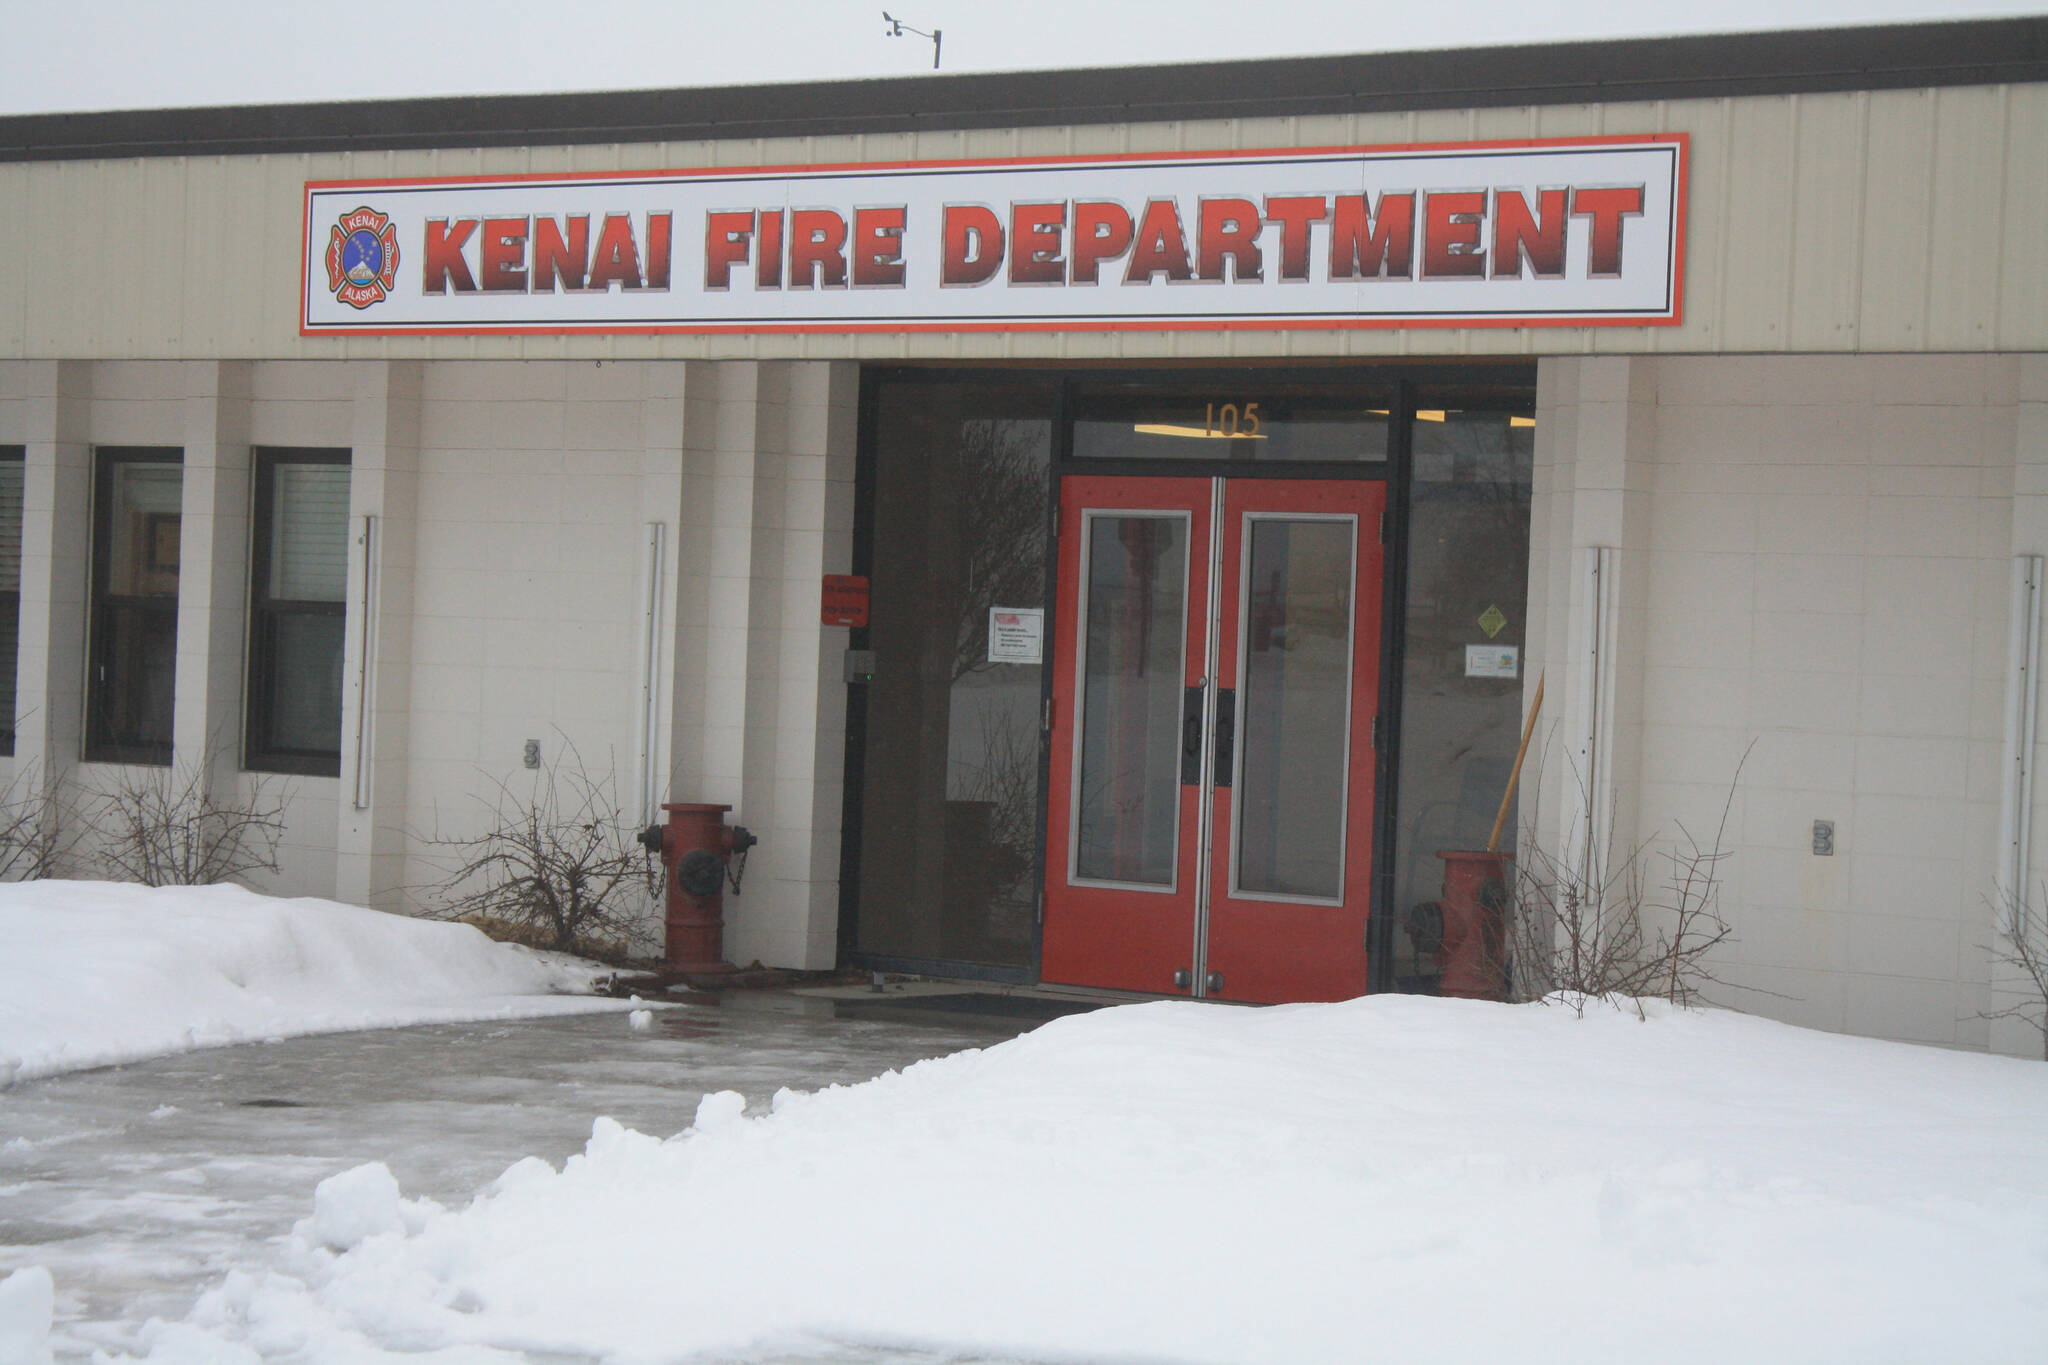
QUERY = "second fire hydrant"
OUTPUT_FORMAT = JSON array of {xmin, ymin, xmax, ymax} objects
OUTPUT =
[{"xmin": 637, "ymin": 803, "xmax": 759, "ymax": 971}]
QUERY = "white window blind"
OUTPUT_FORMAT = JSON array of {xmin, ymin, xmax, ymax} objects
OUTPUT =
[
  {"xmin": 0, "ymin": 460, "xmax": 21, "ymax": 594},
  {"xmin": 270, "ymin": 464, "xmax": 350, "ymax": 602}
]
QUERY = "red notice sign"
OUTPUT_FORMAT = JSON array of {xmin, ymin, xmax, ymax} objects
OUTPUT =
[{"xmin": 821, "ymin": 575, "xmax": 870, "ymax": 627}]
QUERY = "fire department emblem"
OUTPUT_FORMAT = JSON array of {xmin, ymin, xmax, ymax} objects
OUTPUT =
[{"xmin": 325, "ymin": 206, "xmax": 400, "ymax": 309}]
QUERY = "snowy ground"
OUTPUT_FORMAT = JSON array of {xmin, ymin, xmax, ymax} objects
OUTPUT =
[
  {"xmin": 0, "ymin": 881, "xmax": 635, "ymax": 1086},
  {"xmin": 3, "ymin": 883, "xmax": 2048, "ymax": 1363},
  {"xmin": 2, "ymin": 1005, "xmax": 1024, "ymax": 1363}
]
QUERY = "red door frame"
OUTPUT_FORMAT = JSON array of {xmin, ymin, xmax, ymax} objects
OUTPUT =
[{"xmin": 1041, "ymin": 474, "xmax": 1384, "ymax": 1004}]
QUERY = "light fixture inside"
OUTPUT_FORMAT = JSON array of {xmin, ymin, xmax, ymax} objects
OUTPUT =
[
  {"xmin": 1510, "ymin": 416, "xmax": 1536, "ymax": 429},
  {"xmin": 1131, "ymin": 423, "xmax": 1267, "ymax": 439}
]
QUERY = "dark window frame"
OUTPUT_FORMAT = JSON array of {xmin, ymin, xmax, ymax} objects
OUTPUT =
[
  {"xmin": 85, "ymin": 446, "xmax": 184, "ymax": 766},
  {"xmin": 246, "ymin": 447, "xmax": 351, "ymax": 777},
  {"xmin": 0, "ymin": 446, "xmax": 22, "ymax": 757}
]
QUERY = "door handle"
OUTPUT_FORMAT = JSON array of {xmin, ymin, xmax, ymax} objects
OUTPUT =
[
  {"xmin": 1180, "ymin": 685, "xmax": 1205, "ymax": 785},
  {"xmin": 1212, "ymin": 688, "xmax": 1236, "ymax": 788}
]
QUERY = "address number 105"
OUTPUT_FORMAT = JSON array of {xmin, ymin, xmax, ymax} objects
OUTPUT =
[{"xmin": 1205, "ymin": 402, "xmax": 1262, "ymax": 438}]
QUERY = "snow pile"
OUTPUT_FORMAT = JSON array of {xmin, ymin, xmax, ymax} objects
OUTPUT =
[
  {"xmin": 0, "ymin": 880, "xmax": 636, "ymax": 1084},
  {"xmin": 127, "ymin": 996, "xmax": 2048, "ymax": 1364},
  {"xmin": 0, "ymin": 1267, "xmax": 55, "ymax": 1365}
]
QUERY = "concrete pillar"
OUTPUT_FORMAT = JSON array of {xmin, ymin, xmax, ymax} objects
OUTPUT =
[
  {"xmin": 1993, "ymin": 353, "xmax": 2048, "ymax": 1056},
  {"xmin": 334, "ymin": 361, "xmax": 420, "ymax": 911},
  {"xmin": 669, "ymin": 359, "xmax": 856, "ymax": 970},
  {"xmin": 772, "ymin": 361, "xmax": 859, "ymax": 970},
  {"xmin": 12, "ymin": 361, "xmax": 91, "ymax": 801},
  {"xmin": 635, "ymin": 363, "xmax": 686, "ymax": 826},
  {"xmin": 672, "ymin": 359, "xmax": 757, "ymax": 813},
  {"xmin": 172, "ymin": 360, "xmax": 253, "ymax": 789},
  {"xmin": 1524, "ymin": 357, "xmax": 1656, "ymax": 919}
]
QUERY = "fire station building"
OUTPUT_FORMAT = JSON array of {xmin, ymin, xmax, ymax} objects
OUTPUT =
[{"xmin": 2, "ymin": 17, "xmax": 2045, "ymax": 1052}]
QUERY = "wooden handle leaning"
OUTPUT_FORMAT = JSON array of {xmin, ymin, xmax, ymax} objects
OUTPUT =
[{"xmin": 1487, "ymin": 671, "xmax": 1544, "ymax": 854}]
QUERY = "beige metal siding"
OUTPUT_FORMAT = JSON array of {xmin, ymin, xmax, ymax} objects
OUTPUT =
[{"xmin": 2, "ymin": 83, "xmax": 2043, "ymax": 361}]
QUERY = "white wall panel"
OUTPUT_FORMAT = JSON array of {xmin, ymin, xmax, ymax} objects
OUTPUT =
[
  {"xmin": 1720, "ymin": 98, "xmax": 1798, "ymax": 352},
  {"xmin": 1927, "ymin": 86, "xmax": 2010, "ymax": 353},
  {"xmin": 1656, "ymin": 97, "xmax": 1731, "ymax": 356},
  {"xmin": 1604, "ymin": 352, "xmax": 2027, "ymax": 1049},
  {"xmin": 1857, "ymin": 89, "xmax": 1941, "ymax": 352},
  {"xmin": 2, "ymin": 84, "xmax": 2046, "ymax": 361},
  {"xmin": 1786, "ymin": 94, "xmax": 1868, "ymax": 353},
  {"xmin": 1998, "ymin": 86, "xmax": 2048, "ymax": 352}
]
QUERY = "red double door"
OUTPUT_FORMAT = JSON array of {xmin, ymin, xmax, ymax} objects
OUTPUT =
[{"xmin": 1042, "ymin": 475, "xmax": 1385, "ymax": 1004}]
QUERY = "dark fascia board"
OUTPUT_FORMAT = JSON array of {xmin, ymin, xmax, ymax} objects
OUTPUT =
[{"xmin": 4, "ymin": 16, "xmax": 2045, "ymax": 164}]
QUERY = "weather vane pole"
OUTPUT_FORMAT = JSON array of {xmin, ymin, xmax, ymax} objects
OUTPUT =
[{"xmin": 882, "ymin": 11, "xmax": 942, "ymax": 70}]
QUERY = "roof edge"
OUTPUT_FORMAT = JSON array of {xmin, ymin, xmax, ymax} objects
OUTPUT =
[{"xmin": 4, "ymin": 16, "xmax": 2045, "ymax": 163}]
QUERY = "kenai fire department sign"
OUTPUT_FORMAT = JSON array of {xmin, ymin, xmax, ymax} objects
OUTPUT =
[{"xmin": 301, "ymin": 137, "xmax": 1686, "ymax": 335}]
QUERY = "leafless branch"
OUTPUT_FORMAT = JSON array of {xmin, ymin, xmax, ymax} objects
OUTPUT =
[
  {"xmin": 0, "ymin": 760, "xmax": 68, "ymax": 880},
  {"xmin": 418, "ymin": 738, "xmax": 660, "ymax": 959},
  {"xmin": 78, "ymin": 751, "xmax": 290, "ymax": 886},
  {"xmin": 1505, "ymin": 743, "xmax": 1748, "ymax": 1015},
  {"xmin": 1982, "ymin": 888, "xmax": 2048, "ymax": 1060}
]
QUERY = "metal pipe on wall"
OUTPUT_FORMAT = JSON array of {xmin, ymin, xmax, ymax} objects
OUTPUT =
[
  {"xmin": 1997, "ymin": 555, "xmax": 2042, "ymax": 903},
  {"xmin": 351, "ymin": 513, "xmax": 378, "ymax": 813},
  {"xmin": 634, "ymin": 521, "xmax": 668, "ymax": 825},
  {"xmin": 1570, "ymin": 545, "xmax": 1617, "ymax": 895}
]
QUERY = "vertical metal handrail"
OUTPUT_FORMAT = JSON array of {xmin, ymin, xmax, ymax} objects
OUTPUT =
[
  {"xmin": 351, "ymin": 513, "xmax": 377, "ymax": 812},
  {"xmin": 636, "ymin": 521, "xmax": 668, "ymax": 824},
  {"xmin": 1998, "ymin": 555, "xmax": 2042, "ymax": 902},
  {"xmin": 1570, "ymin": 545, "xmax": 1616, "ymax": 897}
]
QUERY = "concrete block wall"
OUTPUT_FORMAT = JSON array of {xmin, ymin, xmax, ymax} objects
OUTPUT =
[
  {"xmin": 0, "ymin": 355, "xmax": 857, "ymax": 972},
  {"xmin": 0, "ymin": 360, "xmax": 347, "ymax": 894},
  {"xmin": 396, "ymin": 360, "xmax": 658, "ymax": 911},
  {"xmin": 1531, "ymin": 352, "xmax": 2036, "ymax": 1052}
]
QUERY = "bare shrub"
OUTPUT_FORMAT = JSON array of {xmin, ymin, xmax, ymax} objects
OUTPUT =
[
  {"xmin": 80, "ymin": 757, "xmax": 290, "ymax": 886},
  {"xmin": 1508, "ymin": 749, "xmax": 1744, "ymax": 1016},
  {"xmin": 1982, "ymin": 891, "xmax": 2048, "ymax": 1060},
  {"xmin": 421, "ymin": 742, "xmax": 658, "ymax": 959},
  {"xmin": 0, "ymin": 761, "xmax": 67, "ymax": 880}
]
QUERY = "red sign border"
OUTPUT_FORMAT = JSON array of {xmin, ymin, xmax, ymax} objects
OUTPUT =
[{"xmin": 299, "ymin": 134, "xmax": 1688, "ymax": 338}]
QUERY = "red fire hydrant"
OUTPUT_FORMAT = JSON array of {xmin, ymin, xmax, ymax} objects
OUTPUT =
[
  {"xmin": 1435, "ymin": 849, "xmax": 1512, "ymax": 1000},
  {"xmin": 637, "ymin": 803, "xmax": 758, "ymax": 971}
]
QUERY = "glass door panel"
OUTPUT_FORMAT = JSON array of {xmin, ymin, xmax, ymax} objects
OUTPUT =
[
  {"xmin": 854, "ymin": 379, "xmax": 1056, "ymax": 969},
  {"xmin": 1233, "ymin": 517, "xmax": 1356, "ymax": 901},
  {"xmin": 1074, "ymin": 512, "xmax": 1190, "ymax": 887}
]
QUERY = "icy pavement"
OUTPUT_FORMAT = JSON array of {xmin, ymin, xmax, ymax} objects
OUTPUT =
[{"xmin": 0, "ymin": 995, "xmax": 1035, "ymax": 1363}]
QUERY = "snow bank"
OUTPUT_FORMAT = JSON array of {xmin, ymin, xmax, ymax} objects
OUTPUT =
[
  {"xmin": 130, "ymin": 996, "xmax": 2048, "ymax": 1364},
  {"xmin": 0, "ymin": 881, "xmax": 635, "ymax": 1084},
  {"xmin": 0, "ymin": 1267, "xmax": 55, "ymax": 1365}
]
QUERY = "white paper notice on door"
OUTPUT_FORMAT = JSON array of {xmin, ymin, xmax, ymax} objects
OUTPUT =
[
  {"xmin": 989, "ymin": 608, "xmax": 1045, "ymax": 664},
  {"xmin": 1465, "ymin": 644, "xmax": 1520, "ymax": 679}
]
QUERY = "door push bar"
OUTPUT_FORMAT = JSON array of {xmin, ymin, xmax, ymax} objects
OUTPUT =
[{"xmin": 1181, "ymin": 684, "xmax": 1238, "ymax": 788}]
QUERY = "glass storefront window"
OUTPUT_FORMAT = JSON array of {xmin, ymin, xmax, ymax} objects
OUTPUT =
[
  {"xmin": 1389, "ymin": 387, "xmax": 1536, "ymax": 991},
  {"xmin": 851, "ymin": 367, "xmax": 1535, "ymax": 989},
  {"xmin": 853, "ymin": 380, "xmax": 1056, "ymax": 969}
]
